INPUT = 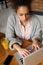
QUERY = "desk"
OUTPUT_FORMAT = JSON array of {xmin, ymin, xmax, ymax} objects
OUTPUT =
[{"xmin": 0, "ymin": 39, "xmax": 43, "ymax": 65}]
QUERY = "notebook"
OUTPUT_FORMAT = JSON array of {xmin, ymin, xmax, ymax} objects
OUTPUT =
[
  {"xmin": 14, "ymin": 45, "xmax": 35, "ymax": 65},
  {"xmin": 23, "ymin": 47, "xmax": 43, "ymax": 65},
  {"xmin": 14, "ymin": 46, "xmax": 43, "ymax": 65}
]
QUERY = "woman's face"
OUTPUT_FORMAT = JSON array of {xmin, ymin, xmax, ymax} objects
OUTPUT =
[{"xmin": 16, "ymin": 6, "xmax": 30, "ymax": 23}]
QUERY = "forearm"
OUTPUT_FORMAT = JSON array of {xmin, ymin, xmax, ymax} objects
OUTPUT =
[
  {"xmin": 12, "ymin": 38, "xmax": 32, "ymax": 51},
  {"xmin": 13, "ymin": 43, "xmax": 22, "ymax": 51}
]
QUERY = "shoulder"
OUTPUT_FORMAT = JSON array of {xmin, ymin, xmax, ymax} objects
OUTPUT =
[
  {"xmin": 7, "ymin": 12, "xmax": 18, "ymax": 25},
  {"xmin": 8, "ymin": 12, "xmax": 17, "ymax": 21},
  {"xmin": 31, "ymin": 15, "xmax": 41, "ymax": 25}
]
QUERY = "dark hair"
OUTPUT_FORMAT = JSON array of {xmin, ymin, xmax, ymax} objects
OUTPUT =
[{"xmin": 10, "ymin": 0, "xmax": 32, "ymax": 11}]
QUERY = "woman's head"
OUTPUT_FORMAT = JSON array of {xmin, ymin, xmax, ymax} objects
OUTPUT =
[
  {"xmin": 10, "ymin": 0, "xmax": 32, "ymax": 23},
  {"xmin": 10, "ymin": 0, "xmax": 32, "ymax": 12},
  {"xmin": 17, "ymin": 6, "xmax": 30, "ymax": 23}
]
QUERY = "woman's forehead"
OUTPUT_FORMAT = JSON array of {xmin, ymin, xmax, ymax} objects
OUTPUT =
[{"xmin": 16, "ymin": 6, "xmax": 29, "ymax": 13}]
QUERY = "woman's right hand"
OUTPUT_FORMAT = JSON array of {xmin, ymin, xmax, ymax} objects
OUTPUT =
[
  {"xmin": 18, "ymin": 48, "xmax": 31, "ymax": 58},
  {"xmin": 13, "ymin": 43, "xmax": 31, "ymax": 58}
]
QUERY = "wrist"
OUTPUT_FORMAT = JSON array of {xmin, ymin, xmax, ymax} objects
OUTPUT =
[
  {"xmin": 33, "ymin": 39, "xmax": 39, "ymax": 45},
  {"xmin": 33, "ymin": 39, "xmax": 39, "ymax": 43},
  {"xmin": 13, "ymin": 43, "xmax": 22, "ymax": 51}
]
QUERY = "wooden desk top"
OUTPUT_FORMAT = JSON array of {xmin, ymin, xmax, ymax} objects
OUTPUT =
[{"xmin": 0, "ymin": 39, "xmax": 43, "ymax": 65}]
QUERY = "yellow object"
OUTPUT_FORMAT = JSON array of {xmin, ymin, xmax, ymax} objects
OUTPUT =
[{"xmin": 1, "ymin": 39, "xmax": 9, "ymax": 50}]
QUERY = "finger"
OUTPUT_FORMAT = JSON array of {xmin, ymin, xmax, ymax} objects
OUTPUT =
[
  {"xmin": 22, "ymin": 54, "xmax": 25, "ymax": 58},
  {"xmin": 35, "ymin": 45, "xmax": 41, "ymax": 50},
  {"xmin": 38, "ymin": 44, "xmax": 42, "ymax": 48},
  {"xmin": 22, "ymin": 52, "xmax": 28, "ymax": 57},
  {"xmin": 21, "ymin": 51, "xmax": 28, "ymax": 57},
  {"xmin": 37, "ymin": 45, "xmax": 40, "ymax": 49},
  {"xmin": 29, "ymin": 50, "xmax": 31, "ymax": 52},
  {"xmin": 24, "ymin": 52, "xmax": 29, "ymax": 56},
  {"xmin": 24, "ymin": 49, "xmax": 30, "ymax": 54},
  {"xmin": 32, "ymin": 45, "xmax": 35, "ymax": 50},
  {"xmin": 21, "ymin": 52, "xmax": 26, "ymax": 57},
  {"xmin": 35, "ymin": 46, "xmax": 38, "ymax": 50},
  {"xmin": 22, "ymin": 50, "xmax": 30, "ymax": 57}
]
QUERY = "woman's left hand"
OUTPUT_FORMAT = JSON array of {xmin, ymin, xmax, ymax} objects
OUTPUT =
[{"xmin": 32, "ymin": 39, "xmax": 41, "ymax": 50}]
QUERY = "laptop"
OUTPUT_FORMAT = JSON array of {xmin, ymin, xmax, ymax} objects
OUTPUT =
[
  {"xmin": 23, "ymin": 47, "xmax": 43, "ymax": 65},
  {"xmin": 14, "ymin": 46, "xmax": 43, "ymax": 65}
]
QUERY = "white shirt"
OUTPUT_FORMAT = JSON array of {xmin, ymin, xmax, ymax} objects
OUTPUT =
[{"xmin": 19, "ymin": 20, "xmax": 32, "ymax": 40}]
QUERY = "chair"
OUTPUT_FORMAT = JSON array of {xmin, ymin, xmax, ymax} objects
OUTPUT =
[
  {"xmin": 0, "ymin": 32, "xmax": 9, "ymax": 50},
  {"xmin": 0, "ymin": 0, "xmax": 8, "ymax": 8}
]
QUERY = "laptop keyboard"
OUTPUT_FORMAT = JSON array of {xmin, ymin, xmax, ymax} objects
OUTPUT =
[{"xmin": 26, "ymin": 45, "xmax": 35, "ymax": 53}]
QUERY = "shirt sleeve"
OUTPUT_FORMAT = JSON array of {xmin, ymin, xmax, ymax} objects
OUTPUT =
[{"xmin": 32, "ymin": 16, "xmax": 42, "ymax": 43}]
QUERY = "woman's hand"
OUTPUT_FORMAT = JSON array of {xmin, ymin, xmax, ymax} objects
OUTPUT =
[
  {"xmin": 18, "ymin": 48, "xmax": 31, "ymax": 58},
  {"xmin": 32, "ymin": 39, "xmax": 41, "ymax": 50},
  {"xmin": 13, "ymin": 43, "xmax": 31, "ymax": 58}
]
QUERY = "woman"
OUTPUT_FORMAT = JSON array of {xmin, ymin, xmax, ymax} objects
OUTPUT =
[{"xmin": 6, "ymin": 0, "xmax": 42, "ymax": 58}]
